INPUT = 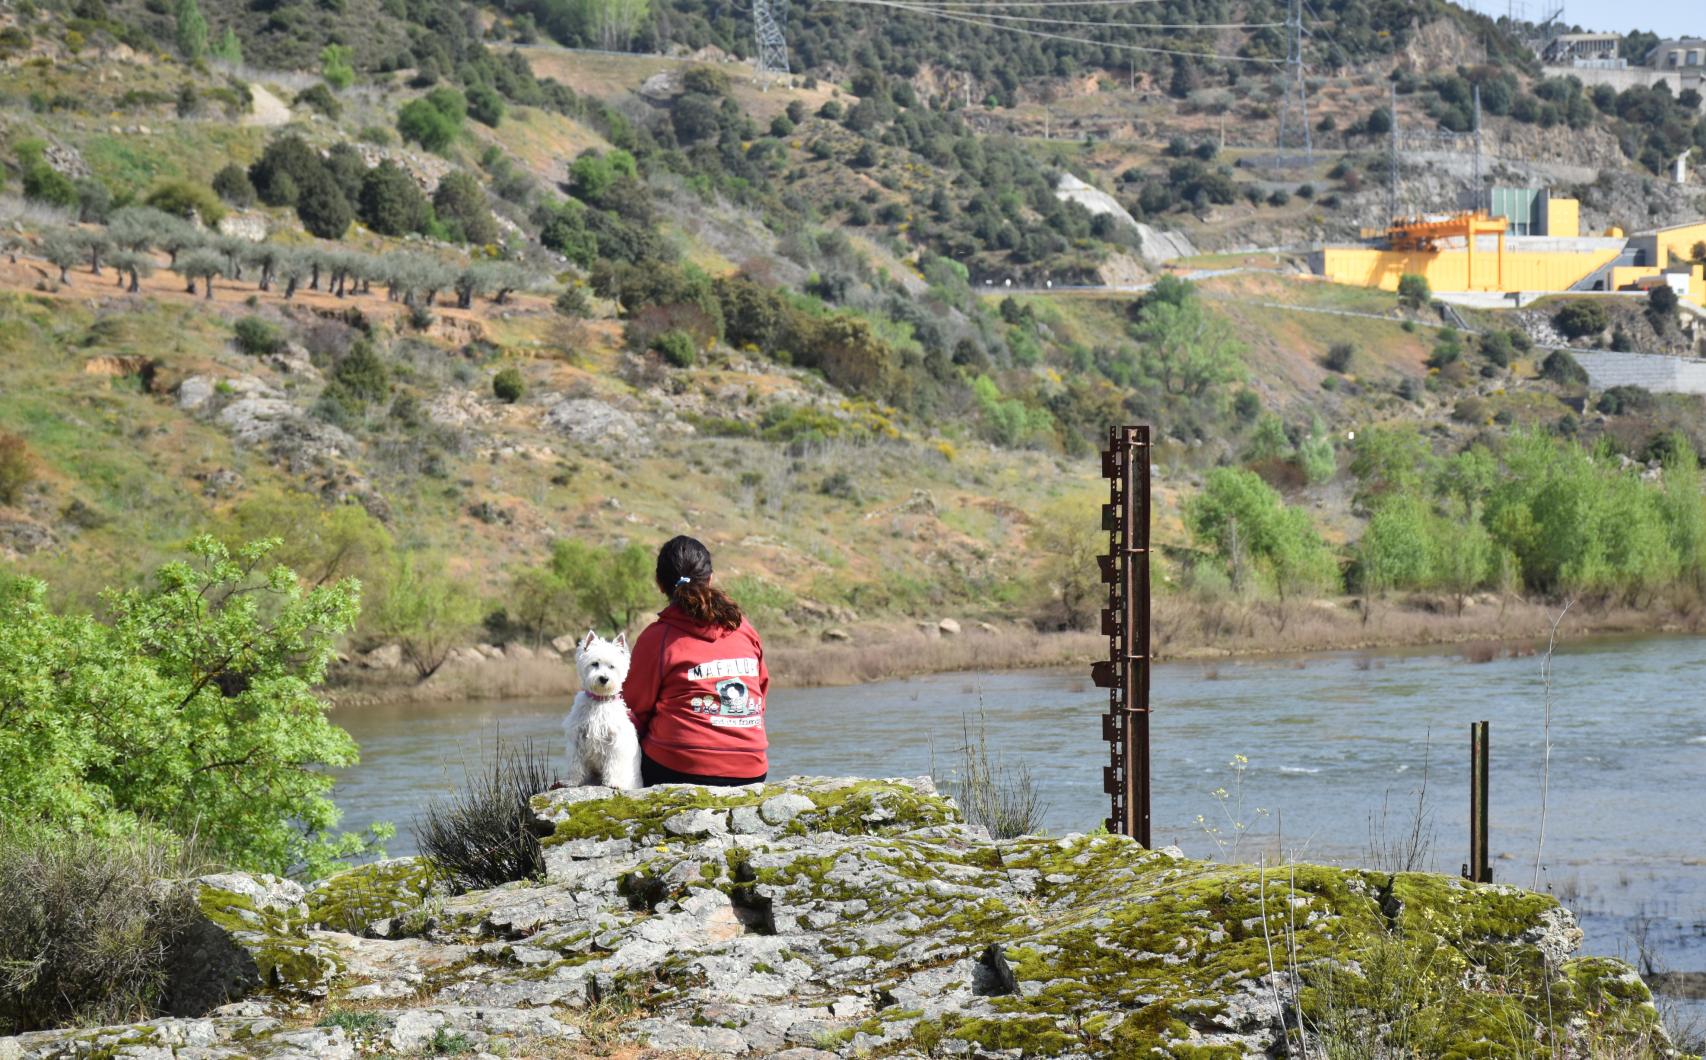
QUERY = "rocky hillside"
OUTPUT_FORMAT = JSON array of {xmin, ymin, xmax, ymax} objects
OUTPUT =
[{"xmin": 0, "ymin": 778, "xmax": 1674, "ymax": 1059}]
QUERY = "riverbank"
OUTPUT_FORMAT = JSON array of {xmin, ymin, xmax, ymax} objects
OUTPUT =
[{"xmin": 323, "ymin": 593, "xmax": 1698, "ymax": 707}]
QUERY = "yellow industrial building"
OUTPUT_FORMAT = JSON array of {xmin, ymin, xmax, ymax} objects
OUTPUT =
[{"xmin": 1311, "ymin": 188, "xmax": 1706, "ymax": 304}]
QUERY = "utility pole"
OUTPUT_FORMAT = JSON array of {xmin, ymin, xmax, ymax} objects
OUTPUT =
[
  {"xmin": 1473, "ymin": 84, "xmax": 1484, "ymax": 213},
  {"xmin": 1388, "ymin": 81, "xmax": 1399, "ymax": 222}
]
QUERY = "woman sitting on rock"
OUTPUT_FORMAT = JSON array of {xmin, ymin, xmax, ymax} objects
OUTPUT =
[{"xmin": 623, "ymin": 535, "xmax": 769, "ymax": 787}]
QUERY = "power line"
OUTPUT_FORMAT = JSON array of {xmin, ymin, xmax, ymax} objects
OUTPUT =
[
  {"xmin": 855, "ymin": 3, "xmax": 1281, "ymax": 30},
  {"xmin": 839, "ymin": 0, "xmax": 1220, "ymax": 8},
  {"xmin": 829, "ymin": 0, "xmax": 1287, "ymax": 62}
]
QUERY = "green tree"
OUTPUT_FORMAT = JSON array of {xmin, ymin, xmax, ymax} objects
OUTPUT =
[
  {"xmin": 432, "ymin": 171, "xmax": 498, "ymax": 244},
  {"xmin": 368, "ymin": 553, "xmax": 480, "ymax": 681},
  {"xmin": 211, "ymin": 25, "xmax": 241, "ymax": 64},
  {"xmin": 549, "ymin": 540, "xmax": 657, "ymax": 633},
  {"xmin": 578, "ymin": 0, "xmax": 650, "ymax": 50},
  {"xmin": 294, "ymin": 165, "xmax": 353, "ymax": 239},
  {"xmin": 1028, "ymin": 492, "xmax": 1102, "ymax": 630},
  {"xmin": 1357, "ymin": 492, "xmax": 1433, "ymax": 598},
  {"xmin": 174, "ymin": 0, "xmax": 207, "ymax": 62},
  {"xmin": 1396, "ymin": 273, "xmax": 1431, "ymax": 310},
  {"xmin": 1298, "ymin": 417, "xmax": 1336, "ymax": 484},
  {"xmin": 1185, "ymin": 467, "xmax": 1337, "ymax": 603},
  {"xmin": 174, "ymin": 248, "xmax": 223, "ymax": 299},
  {"xmin": 358, "ymin": 161, "xmax": 430, "ymax": 236},
  {"xmin": 320, "ymin": 44, "xmax": 355, "ymax": 90},
  {"xmin": 0, "ymin": 538, "xmax": 386, "ymax": 876},
  {"xmin": 1131, "ymin": 294, "xmax": 1244, "ymax": 397},
  {"xmin": 1349, "ymin": 426, "xmax": 1435, "ymax": 510},
  {"xmin": 1433, "ymin": 500, "xmax": 1492, "ymax": 615}
]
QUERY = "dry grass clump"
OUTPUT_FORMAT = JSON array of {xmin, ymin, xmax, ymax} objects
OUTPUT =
[
  {"xmin": 933, "ymin": 706, "xmax": 1048, "ymax": 839},
  {"xmin": 413, "ymin": 736, "xmax": 554, "ymax": 893},
  {"xmin": 0, "ymin": 827, "xmax": 202, "ymax": 1034},
  {"xmin": 772, "ymin": 629, "xmax": 1102, "ymax": 688}
]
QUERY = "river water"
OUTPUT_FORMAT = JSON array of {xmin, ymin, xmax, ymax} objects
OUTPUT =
[{"xmin": 332, "ymin": 634, "xmax": 1706, "ymax": 1004}]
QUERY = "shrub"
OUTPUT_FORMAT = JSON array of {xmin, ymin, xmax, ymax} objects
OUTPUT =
[
  {"xmin": 319, "ymin": 44, "xmax": 354, "ymax": 90},
  {"xmin": 934, "ymin": 708, "xmax": 1045, "ymax": 840},
  {"xmin": 211, "ymin": 163, "xmax": 256, "ymax": 207},
  {"xmin": 1648, "ymin": 284, "xmax": 1679, "ymax": 319},
  {"xmin": 554, "ymin": 286, "xmax": 590, "ymax": 318},
  {"xmin": 141, "ymin": 179, "xmax": 225, "ymax": 225},
  {"xmin": 233, "ymin": 316, "xmax": 283, "ymax": 356},
  {"xmin": 1323, "ymin": 342, "xmax": 1355, "ymax": 373},
  {"xmin": 1553, "ymin": 301, "xmax": 1609, "ymax": 340},
  {"xmin": 1396, "ymin": 273, "xmax": 1431, "ymax": 309},
  {"xmin": 653, "ymin": 329, "xmax": 696, "ymax": 368},
  {"xmin": 397, "ymin": 88, "xmax": 465, "ymax": 153},
  {"xmin": 1540, "ymin": 350, "xmax": 1588, "ymax": 385},
  {"xmin": 0, "ymin": 431, "xmax": 32, "ymax": 504},
  {"xmin": 1479, "ymin": 329, "xmax": 1514, "ymax": 367},
  {"xmin": 466, "ymin": 84, "xmax": 504, "ymax": 127},
  {"xmin": 412, "ymin": 737, "xmax": 551, "ymax": 893},
  {"xmin": 492, "ymin": 366, "xmax": 525, "ymax": 403},
  {"xmin": 0, "ymin": 828, "xmax": 200, "ymax": 1034},
  {"xmin": 294, "ymin": 83, "xmax": 341, "ymax": 120}
]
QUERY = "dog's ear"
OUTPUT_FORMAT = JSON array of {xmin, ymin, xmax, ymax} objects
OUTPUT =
[
  {"xmin": 580, "ymin": 630, "xmax": 597, "ymax": 650},
  {"xmin": 614, "ymin": 631, "xmax": 628, "ymax": 652}
]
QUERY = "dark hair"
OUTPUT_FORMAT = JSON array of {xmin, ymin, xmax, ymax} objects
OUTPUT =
[{"xmin": 657, "ymin": 535, "xmax": 743, "ymax": 631}]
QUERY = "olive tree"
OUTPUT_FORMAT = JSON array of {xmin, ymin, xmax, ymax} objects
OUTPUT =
[
  {"xmin": 175, "ymin": 248, "xmax": 225, "ymax": 298},
  {"xmin": 79, "ymin": 230, "xmax": 112, "ymax": 276},
  {"xmin": 274, "ymin": 249, "xmax": 309, "ymax": 300},
  {"xmin": 107, "ymin": 249, "xmax": 155, "ymax": 293},
  {"xmin": 39, "ymin": 230, "xmax": 83, "ymax": 284}
]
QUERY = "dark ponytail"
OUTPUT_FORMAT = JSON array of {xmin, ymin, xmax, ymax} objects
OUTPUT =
[{"xmin": 658, "ymin": 535, "xmax": 744, "ymax": 631}]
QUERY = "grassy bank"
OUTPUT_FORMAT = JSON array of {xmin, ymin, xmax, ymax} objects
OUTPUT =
[{"xmin": 324, "ymin": 594, "xmax": 1696, "ymax": 707}]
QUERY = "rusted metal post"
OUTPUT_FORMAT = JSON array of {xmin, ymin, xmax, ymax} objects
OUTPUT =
[
  {"xmin": 1093, "ymin": 425, "xmax": 1151, "ymax": 847},
  {"xmin": 1464, "ymin": 720, "xmax": 1491, "ymax": 884}
]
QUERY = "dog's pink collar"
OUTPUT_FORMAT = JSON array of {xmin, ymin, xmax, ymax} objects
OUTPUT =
[{"xmin": 584, "ymin": 691, "xmax": 618, "ymax": 702}]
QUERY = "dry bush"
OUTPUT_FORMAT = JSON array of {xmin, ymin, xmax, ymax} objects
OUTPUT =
[
  {"xmin": 0, "ymin": 431, "xmax": 32, "ymax": 505},
  {"xmin": 0, "ymin": 828, "xmax": 201, "ymax": 1034},
  {"xmin": 933, "ymin": 706, "xmax": 1047, "ymax": 840},
  {"xmin": 414, "ymin": 736, "xmax": 554, "ymax": 893}
]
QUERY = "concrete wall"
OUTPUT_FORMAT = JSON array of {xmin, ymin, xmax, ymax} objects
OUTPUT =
[
  {"xmin": 1315, "ymin": 244, "xmax": 1621, "ymax": 292},
  {"xmin": 1540, "ymin": 64, "xmax": 1706, "ymax": 103},
  {"xmin": 1573, "ymin": 350, "xmax": 1706, "ymax": 394}
]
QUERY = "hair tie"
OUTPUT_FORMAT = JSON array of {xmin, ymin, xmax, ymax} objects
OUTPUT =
[{"xmin": 676, "ymin": 576, "xmax": 692, "ymax": 587}]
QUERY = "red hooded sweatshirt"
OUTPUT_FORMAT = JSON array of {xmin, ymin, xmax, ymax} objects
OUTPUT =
[{"xmin": 622, "ymin": 604, "xmax": 769, "ymax": 779}]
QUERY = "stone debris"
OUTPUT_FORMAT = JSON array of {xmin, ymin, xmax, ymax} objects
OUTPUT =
[
  {"xmin": 542, "ymin": 397, "xmax": 646, "ymax": 448},
  {"xmin": 0, "ymin": 778, "xmax": 1668, "ymax": 1059}
]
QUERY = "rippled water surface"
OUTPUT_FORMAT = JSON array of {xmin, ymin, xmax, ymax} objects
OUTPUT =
[{"xmin": 333, "ymin": 634, "xmax": 1706, "ymax": 996}]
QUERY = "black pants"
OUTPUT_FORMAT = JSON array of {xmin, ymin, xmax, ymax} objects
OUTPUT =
[{"xmin": 641, "ymin": 752, "xmax": 766, "ymax": 788}]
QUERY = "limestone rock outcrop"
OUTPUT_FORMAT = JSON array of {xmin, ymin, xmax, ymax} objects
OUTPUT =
[{"xmin": 0, "ymin": 778, "xmax": 1670, "ymax": 1059}]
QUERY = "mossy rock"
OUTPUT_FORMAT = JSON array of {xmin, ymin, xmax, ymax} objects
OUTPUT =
[{"xmin": 305, "ymin": 856, "xmax": 444, "ymax": 934}]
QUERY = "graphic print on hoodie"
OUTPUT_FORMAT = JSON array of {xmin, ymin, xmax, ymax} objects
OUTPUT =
[{"xmin": 622, "ymin": 603, "xmax": 769, "ymax": 778}]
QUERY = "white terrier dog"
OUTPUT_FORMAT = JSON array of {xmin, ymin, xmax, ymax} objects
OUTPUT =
[{"xmin": 562, "ymin": 631, "xmax": 643, "ymax": 789}]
